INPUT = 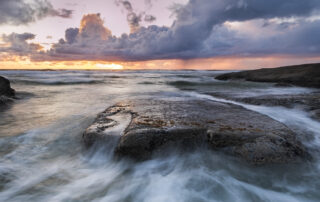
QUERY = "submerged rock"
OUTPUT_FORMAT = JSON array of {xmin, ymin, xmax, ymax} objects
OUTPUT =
[
  {"xmin": 0, "ymin": 76, "xmax": 15, "ymax": 105},
  {"xmin": 215, "ymin": 63, "xmax": 320, "ymax": 88},
  {"xmin": 83, "ymin": 98, "xmax": 307, "ymax": 165}
]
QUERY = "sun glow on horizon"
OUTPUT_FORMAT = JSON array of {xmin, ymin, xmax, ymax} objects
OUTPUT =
[
  {"xmin": 95, "ymin": 63, "xmax": 124, "ymax": 70},
  {"xmin": 0, "ymin": 56, "xmax": 320, "ymax": 71}
]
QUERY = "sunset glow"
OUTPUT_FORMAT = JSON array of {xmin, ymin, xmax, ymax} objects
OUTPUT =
[
  {"xmin": 1, "ymin": 1, "xmax": 320, "ymax": 201},
  {"xmin": 1, "ymin": 56, "xmax": 320, "ymax": 70},
  {"xmin": 0, "ymin": 0, "xmax": 319, "ymax": 70},
  {"xmin": 95, "ymin": 63, "xmax": 124, "ymax": 70}
]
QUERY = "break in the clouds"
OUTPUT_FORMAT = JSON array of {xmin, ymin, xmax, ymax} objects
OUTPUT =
[
  {"xmin": 2, "ymin": 0, "xmax": 320, "ymax": 61},
  {"xmin": 0, "ymin": 0, "xmax": 73, "ymax": 25}
]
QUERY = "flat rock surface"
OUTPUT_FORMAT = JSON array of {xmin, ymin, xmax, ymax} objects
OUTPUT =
[
  {"xmin": 215, "ymin": 63, "xmax": 320, "ymax": 88},
  {"xmin": 83, "ymin": 98, "xmax": 307, "ymax": 165}
]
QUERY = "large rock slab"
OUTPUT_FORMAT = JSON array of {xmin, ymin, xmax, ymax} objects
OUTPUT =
[
  {"xmin": 83, "ymin": 98, "xmax": 307, "ymax": 165},
  {"xmin": 215, "ymin": 63, "xmax": 320, "ymax": 88},
  {"xmin": 0, "ymin": 76, "xmax": 15, "ymax": 105}
]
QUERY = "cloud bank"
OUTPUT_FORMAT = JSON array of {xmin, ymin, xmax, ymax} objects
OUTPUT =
[
  {"xmin": 0, "ymin": 0, "xmax": 73, "ymax": 25},
  {"xmin": 0, "ymin": 33, "xmax": 43, "ymax": 55},
  {"xmin": 1, "ymin": 0, "xmax": 320, "ymax": 62}
]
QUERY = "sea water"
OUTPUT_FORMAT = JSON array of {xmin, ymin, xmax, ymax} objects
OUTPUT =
[{"xmin": 0, "ymin": 70, "xmax": 319, "ymax": 202}]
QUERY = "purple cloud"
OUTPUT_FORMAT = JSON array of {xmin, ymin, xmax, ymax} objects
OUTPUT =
[{"xmin": 2, "ymin": 0, "xmax": 320, "ymax": 62}]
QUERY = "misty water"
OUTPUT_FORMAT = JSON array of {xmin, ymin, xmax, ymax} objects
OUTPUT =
[{"xmin": 0, "ymin": 70, "xmax": 320, "ymax": 202}]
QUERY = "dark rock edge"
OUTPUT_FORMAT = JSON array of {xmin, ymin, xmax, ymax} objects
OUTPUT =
[
  {"xmin": 0, "ymin": 76, "xmax": 15, "ymax": 105},
  {"xmin": 215, "ymin": 63, "xmax": 320, "ymax": 88}
]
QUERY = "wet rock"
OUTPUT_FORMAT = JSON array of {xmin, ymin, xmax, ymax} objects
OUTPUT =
[
  {"xmin": 0, "ymin": 76, "xmax": 15, "ymax": 105},
  {"xmin": 0, "ymin": 95, "xmax": 14, "ymax": 106},
  {"xmin": 0, "ymin": 171, "xmax": 14, "ymax": 191},
  {"xmin": 215, "ymin": 63, "xmax": 320, "ymax": 88},
  {"xmin": 83, "ymin": 103, "xmax": 132, "ymax": 147},
  {"xmin": 0, "ymin": 76, "xmax": 15, "ymax": 97},
  {"xmin": 311, "ymin": 109, "xmax": 320, "ymax": 121},
  {"xmin": 207, "ymin": 91, "xmax": 320, "ymax": 121},
  {"xmin": 83, "ymin": 98, "xmax": 307, "ymax": 165},
  {"xmin": 274, "ymin": 83, "xmax": 294, "ymax": 87},
  {"xmin": 230, "ymin": 93, "xmax": 320, "ymax": 121}
]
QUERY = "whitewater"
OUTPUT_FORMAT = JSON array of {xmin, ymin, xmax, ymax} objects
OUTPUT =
[{"xmin": 0, "ymin": 70, "xmax": 319, "ymax": 202}]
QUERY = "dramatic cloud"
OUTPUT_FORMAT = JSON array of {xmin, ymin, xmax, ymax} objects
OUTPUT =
[
  {"xmin": 65, "ymin": 28, "xmax": 79, "ymax": 44},
  {"xmin": 116, "ymin": 0, "xmax": 157, "ymax": 32},
  {"xmin": 2, "ymin": 0, "xmax": 320, "ymax": 62},
  {"xmin": 0, "ymin": 33, "xmax": 43, "ymax": 55},
  {"xmin": 0, "ymin": 0, "xmax": 73, "ymax": 25},
  {"xmin": 57, "ymin": 13, "xmax": 112, "ymax": 45},
  {"xmin": 79, "ymin": 13, "xmax": 112, "ymax": 40}
]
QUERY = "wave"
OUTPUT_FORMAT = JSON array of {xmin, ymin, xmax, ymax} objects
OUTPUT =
[
  {"xmin": 167, "ymin": 80, "xmax": 204, "ymax": 86},
  {"xmin": 138, "ymin": 81, "xmax": 155, "ymax": 85},
  {"xmin": 186, "ymin": 91, "xmax": 320, "ymax": 150},
  {"xmin": 12, "ymin": 79, "xmax": 104, "ymax": 85},
  {"xmin": 1, "ymin": 71, "xmax": 320, "ymax": 201}
]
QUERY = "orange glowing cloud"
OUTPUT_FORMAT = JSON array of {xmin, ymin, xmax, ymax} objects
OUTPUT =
[
  {"xmin": 1, "ymin": 0, "xmax": 320, "ymax": 69},
  {"xmin": 80, "ymin": 13, "xmax": 112, "ymax": 40}
]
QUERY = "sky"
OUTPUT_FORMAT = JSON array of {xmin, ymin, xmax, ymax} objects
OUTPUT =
[{"xmin": 0, "ymin": 0, "xmax": 320, "ymax": 70}]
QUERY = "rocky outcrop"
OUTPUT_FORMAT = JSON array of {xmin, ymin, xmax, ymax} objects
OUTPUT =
[
  {"xmin": 0, "ymin": 76, "xmax": 15, "ymax": 105},
  {"xmin": 208, "ymin": 92, "xmax": 320, "ymax": 121},
  {"xmin": 215, "ymin": 63, "xmax": 320, "ymax": 88},
  {"xmin": 83, "ymin": 98, "xmax": 307, "ymax": 165},
  {"xmin": 237, "ymin": 93, "xmax": 320, "ymax": 121}
]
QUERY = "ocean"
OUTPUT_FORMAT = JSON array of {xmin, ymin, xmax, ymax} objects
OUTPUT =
[{"xmin": 0, "ymin": 70, "xmax": 319, "ymax": 202}]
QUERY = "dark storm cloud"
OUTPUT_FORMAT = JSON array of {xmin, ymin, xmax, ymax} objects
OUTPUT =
[
  {"xmin": 3, "ymin": 0, "xmax": 320, "ymax": 61},
  {"xmin": 163, "ymin": 0, "xmax": 320, "ymax": 55},
  {"xmin": 198, "ymin": 19, "xmax": 320, "ymax": 58},
  {"xmin": 0, "ymin": 0, "xmax": 73, "ymax": 25},
  {"xmin": 65, "ymin": 28, "xmax": 79, "ymax": 44},
  {"xmin": 0, "ymin": 33, "xmax": 42, "ymax": 54}
]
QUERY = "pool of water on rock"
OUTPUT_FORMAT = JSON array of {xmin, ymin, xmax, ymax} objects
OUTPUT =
[{"xmin": 0, "ymin": 70, "xmax": 319, "ymax": 202}]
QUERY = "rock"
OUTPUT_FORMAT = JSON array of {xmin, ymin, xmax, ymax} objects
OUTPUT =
[
  {"xmin": 207, "ymin": 91, "xmax": 320, "ymax": 121},
  {"xmin": 274, "ymin": 83, "xmax": 294, "ymax": 87},
  {"xmin": 214, "ymin": 92, "xmax": 320, "ymax": 121},
  {"xmin": 83, "ymin": 103, "xmax": 132, "ymax": 148},
  {"xmin": 0, "ymin": 96, "xmax": 14, "ymax": 105},
  {"xmin": 0, "ymin": 76, "xmax": 15, "ymax": 105},
  {"xmin": 215, "ymin": 63, "xmax": 320, "ymax": 88},
  {"xmin": 83, "ymin": 98, "xmax": 307, "ymax": 165},
  {"xmin": 311, "ymin": 109, "xmax": 320, "ymax": 121},
  {"xmin": 0, "ymin": 76, "xmax": 15, "ymax": 97}
]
